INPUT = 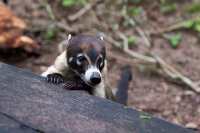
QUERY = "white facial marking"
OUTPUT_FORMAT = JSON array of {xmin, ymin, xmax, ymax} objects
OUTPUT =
[
  {"xmin": 67, "ymin": 34, "xmax": 72, "ymax": 41},
  {"xmin": 76, "ymin": 53, "xmax": 84, "ymax": 66},
  {"xmin": 77, "ymin": 53, "xmax": 84, "ymax": 57},
  {"xmin": 84, "ymin": 66, "xmax": 101, "ymax": 82},
  {"xmin": 99, "ymin": 54, "xmax": 103, "ymax": 59},
  {"xmin": 97, "ymin": 32, "xmax": 105, "ymax": 41},
  {"xmin": 96, "ymin": 54, "xmax": 103, "ymax": 67},
  {"xmin": 100, "ymin": 36, "xmax": 104, "ymax": 41},
  {"xmin": 76, "ymin": 60, "xmax": 81, "ymax": 66},
  {"xmin": 100, "ymin": 61, "xmax": 104, "ymax": 68},
  {"xmin": 69, "ymin": 57, "xmax": 73, "ymax": 63}
]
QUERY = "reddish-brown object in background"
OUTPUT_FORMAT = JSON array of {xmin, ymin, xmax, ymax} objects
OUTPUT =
[{"xmin": 0, "ymin": 3, "xmax": 39, "ymax": 52}]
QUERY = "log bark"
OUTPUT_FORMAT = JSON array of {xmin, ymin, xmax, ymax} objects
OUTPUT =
[{"xmin": 0, "ymin": 62, "xmax": 194, "ymax": 133}]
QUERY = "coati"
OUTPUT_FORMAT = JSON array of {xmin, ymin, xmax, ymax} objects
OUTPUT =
[{"xmin": 42, "ymin": 34, "xmax": 132, "ymax": 102}]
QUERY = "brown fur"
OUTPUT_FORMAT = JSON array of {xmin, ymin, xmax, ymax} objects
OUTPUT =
[
  {"xmin": 42, "ymin": 34, "xmax": 115, "ymax": 100},
  {"xmin": 67, "ymin": 35, "xmax": 106, "ymax": 63}
]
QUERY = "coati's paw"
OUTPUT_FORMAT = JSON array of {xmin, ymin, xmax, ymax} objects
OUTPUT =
[{"xmin": 46, "ymin": 73, "xmax": 64, "ymax": 84}]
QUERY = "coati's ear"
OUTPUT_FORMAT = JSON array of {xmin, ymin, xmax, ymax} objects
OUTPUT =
[
  {"xmin": 58, "ymin": 34, "xmax": 72, "ymax": 53},
  {"xmin": 66, "ymin": 34, "xmax": 72, "ymax": 47},
  {"xmin": 67, "ymin": 34, "xmax": 72, "ymax": 42},
  {"xmin": 61, "ymin": 34, "xmax": 72, "ymax": 47},
  {"xmin": 64, "ymin": 34, "xmax": 72, "ymax": 47},
  {"xmin": 96, "ymin": 32, "xmax": 105, "ymax": 41}
]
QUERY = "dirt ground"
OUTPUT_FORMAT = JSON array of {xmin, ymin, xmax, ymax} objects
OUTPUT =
[{"xmin": 0, "ymin": 0, "xmax": 199, "ymax": 129}]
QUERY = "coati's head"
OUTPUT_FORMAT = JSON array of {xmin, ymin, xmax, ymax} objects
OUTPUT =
[{"xmin": 66, "ymin": 34, "xmax": 106, "ymax": 86}]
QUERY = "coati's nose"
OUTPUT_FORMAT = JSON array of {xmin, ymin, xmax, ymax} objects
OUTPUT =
[{"xmin": 90, "ymin": 72, "xmax": 101, "ymax": 85}]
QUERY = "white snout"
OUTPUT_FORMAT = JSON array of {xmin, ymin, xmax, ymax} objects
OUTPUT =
[{"xmin": 84, "ymin": 66, "xmax": 101, "ymax": 82}]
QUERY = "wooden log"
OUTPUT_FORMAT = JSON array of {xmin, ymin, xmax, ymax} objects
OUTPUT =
[{"xmin": 0, "ymin": 62, "xmax": 194, "ymax": 133}]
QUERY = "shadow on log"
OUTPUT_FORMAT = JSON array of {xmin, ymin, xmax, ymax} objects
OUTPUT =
[{"xmin": 0, "ymin": 62, "xmax": 194, "ymax": 133}]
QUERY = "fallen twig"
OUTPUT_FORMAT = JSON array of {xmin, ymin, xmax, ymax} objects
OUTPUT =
[
  {"xmin": 135, "ymin": 27, "xmax": 151, "ymax": 48},
  {"xmin": 149, "ymin": 15, "xmax": 200, "ymax": 35},
  {"xmin": 107, "ymin": 52, "xmax": 137, "ymax": 65},
  {"xmin": 117, "ymin": 32, "xmax": 157, "ymax": 64},
  {"xmin": 68, "ymin": 0, "xmax": 104, "ymax": 21},
  {"xmin": 43, "ymin": 0, "xmax": 55, "ymax": 20},
  {"xmin": 55, "ymin": 20, "xmax": 78, "ymax": 33},
  {"xmin": 134, "ymin": 26, "xmax": 200, "ymax": 93},
  {"xmin": 132, "ymin": 15, "xmax": 200, "ymax": 92},
  {"xmin": 152, "ymin": 54, "xmax": 200, "ymax": 93},
  {"xmin": 106, "ymin": 30, "xmax": 200, "ymax": 93},
  {"xmin": 105, "ymin": 35, "xmax": 156, "ymax": 64}
]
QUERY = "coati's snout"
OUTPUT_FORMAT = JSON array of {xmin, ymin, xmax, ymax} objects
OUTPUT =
[
  {"xmin": 90, "ymin": 72, "xmax": 101, "ymax": 84},
  {"xmin": 85, "ymin": 66, "xmax": 102, "ymax": 85},
  {"xmin": 66, "ymin": 34, "xmax": 106, "ymax": 86}
]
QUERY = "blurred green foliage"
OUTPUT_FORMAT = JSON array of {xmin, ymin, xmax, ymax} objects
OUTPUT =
[
  {"xmin": 128, "ymin": 7, "xmax": 143, "ymax": 16},
  {"xmin": 62, "ymin": 0, "xmax": 75, "ymax": 7},
  {"xmin": 167, "ymin": 33, "xmax": 182, "ymax": 48},
  {"xmin": 61, "ymin": 0, "xmax": 87, "ymax": 7},
  {"xmin": 186, "ymin": 3, "xmax": 200, "ymax": 13},
  {"xmin": 160, "ymin": 0, "xmax": 177, "ymax": 13},
  {"xmin": 181, "ymin": 18, "xmax": 200, "ymax": 32},
  {"xmin": 45, "ymin": 27, "xmax": 57, "ymax": 40},
  {"xmin": 128, "ymin": 36, "xmax": 136, "ymax": 46}
]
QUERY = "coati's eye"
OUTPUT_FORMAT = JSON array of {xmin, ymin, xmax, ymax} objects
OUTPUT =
[
  {"xmin": 98, "ymin": 61, "xmax": 104, "ymax": 71},
  {"xmin": 96, "ymin": 56, "xmax": 104, "ymax": 70},
  {"xmin": 99, "ymin": 61, "xmax": 104, "ymax": 68},
  {"xmin": 76, "ymin": 54, "xmax": 86, "ymax": 66}
]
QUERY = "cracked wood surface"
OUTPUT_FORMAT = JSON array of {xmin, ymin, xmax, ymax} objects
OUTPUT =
[{"xmin": 0, "ymin": 62, "xmax": 194, "ymax": 133}]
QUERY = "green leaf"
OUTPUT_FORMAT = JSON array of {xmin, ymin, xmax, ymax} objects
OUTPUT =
[
  {"xmin": 177, "ymin": 18, "xmax": 200, "ymax": 33},
  {"xmin": 194, "ymin": 24, "xmax": 200, "ymax": 32},
  {"xmin": 45, "ymin": 28, "xmax": 56, "ymax": 40},
  {"xmin": 128, "ymin": 36, "xmax": 136, "ymax": 45},
  {"xmin": 181, "ymin": 20, "xmax": 194, "ymax": 28},
  {"xmin": 160, "ymin": 3, "xmax": 177, "ymax": 13},
  {"xmin": 128, "ymin": 7, "xmax": 143, "ymax": 16},
  {"xmin": 186, "ymin": 3, "xmax": 200, "ymax": 13},
  {"xmin": 191, "ymin": 18, "xmax": 200, "ymax": 32},
  {"xmin": 61, "ymin": 0, "xmax": 87, "ymax": 7},
  {"xmin": 194, "ymin": 18, "xmax": 200, "ymax": 25},
  {"xmin": 168, "ymin": 34, "xmax": 182, "ymax": 48},
  {"xmin": 62, "ymin": 0, "xmax": 75, "ymax": 7}
]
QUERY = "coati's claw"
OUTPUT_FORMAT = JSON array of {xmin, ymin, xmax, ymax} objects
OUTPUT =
[{"xmin": 46, "ymin": 73, "xmax": 64, "ymax": 84}]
